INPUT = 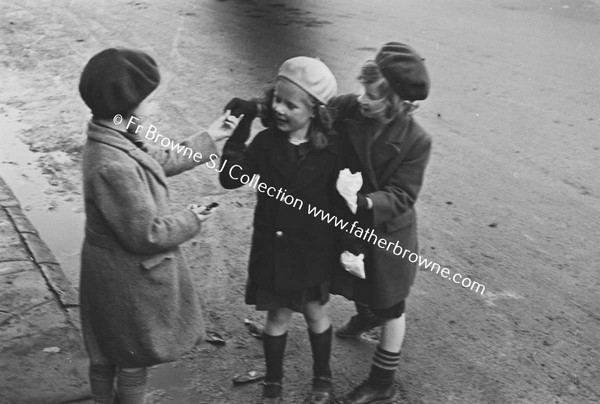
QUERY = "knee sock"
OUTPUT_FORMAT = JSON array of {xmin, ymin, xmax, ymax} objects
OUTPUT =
[
  {"xmin": 89, "ymin": 363, "xmax": 116, "ymax": 404},
  {"xmin": 355, "ymin": 302, "xmax": 376, "ymax": 319},
  {"xmin": 263, "ymin": 332, "xmax": 287, "ymax": 398},
  {"xmin": 116, "ymin": 367, "xmax": 148, "ymax": 404},
  {"xmin": 308, "ymin": 326, "xmax": 333, "ymax": 391},
  {"xmin": 368, "ymin": 345, "xmax": 401, "ymax": 388}
]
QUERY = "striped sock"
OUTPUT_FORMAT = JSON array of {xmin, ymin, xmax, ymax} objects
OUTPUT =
[{"xmin": 368, "ymin": 345, "xmax": 401, "ymax": 387}]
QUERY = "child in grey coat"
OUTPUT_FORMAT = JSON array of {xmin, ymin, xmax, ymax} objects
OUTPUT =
[{"xmin": 78, "ymin": 47, "xmax": 240, "ymax": 404}]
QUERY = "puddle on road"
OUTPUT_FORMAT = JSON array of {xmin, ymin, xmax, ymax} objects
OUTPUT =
[
  {"xmin": 148, "ymin": 362, "xmax": 199, "ymax": 403},
  {"xmin": 0, "ymin": 107, "xmax": 84, "ymax": 286}
]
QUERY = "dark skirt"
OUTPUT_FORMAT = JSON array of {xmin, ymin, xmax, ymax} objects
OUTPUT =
[{"xmin": 245, "ymin": 279, "xmax": 330, "ymax": 313}]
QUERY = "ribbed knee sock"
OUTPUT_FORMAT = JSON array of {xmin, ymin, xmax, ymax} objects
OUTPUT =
[
  {"xmin": 116, "ymin": 367, "xmax": 148, "ymax": 404},
  {"xmin": 263, "ymin": 332, "xmax": 287, "ymax": 398},
  {"xmin": 89, "ymin": 363, "xmax": 116, "ymax": 404},
  {"xmin": 308, "ymin": 326, "xmax": 332, "ymax": 391},
  {"xmin": 368, "ymin": 345, "xmax": 401, "ymax": 387}
]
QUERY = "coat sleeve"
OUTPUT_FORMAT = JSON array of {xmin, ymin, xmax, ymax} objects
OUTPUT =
[
  {"xmin": 93, "ymin": 162, "xmax": 201, "ymax": 255},
  {"xmin": 368, "ymin": 131, "xmax": 432, "ymax": 228},
  {"xmin": 145, "ymin": 131, "xmax": 218, "ymax": 177},
  {"xmin": 218, "ymin": 130, "xmax": 262, "ymax": 189}
]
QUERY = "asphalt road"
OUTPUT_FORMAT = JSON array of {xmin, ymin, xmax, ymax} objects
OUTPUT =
[{"xmin": 0, "ymin": 0, "xmax": 599, "ymax": 402}]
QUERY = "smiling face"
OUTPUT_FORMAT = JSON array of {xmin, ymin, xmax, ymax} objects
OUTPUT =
[{"xmin": 272, "ymin": 78, "xmax": 314, "ymax": 135}]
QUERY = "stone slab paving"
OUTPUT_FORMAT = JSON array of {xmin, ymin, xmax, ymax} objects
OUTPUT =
[{"xmin": 0, "ymin": 176, "xmax": 90, "ymax": 403}]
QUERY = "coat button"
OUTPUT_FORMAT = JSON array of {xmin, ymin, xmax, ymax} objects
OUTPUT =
[{"xmin": 275, "ymin": 231, "xmax": 284, "ymax": 238}]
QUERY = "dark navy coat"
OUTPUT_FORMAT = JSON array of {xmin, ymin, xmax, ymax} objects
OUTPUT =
[{"xmin": 219, "ymin": 127, "xmax": 349, "ymax": 293}]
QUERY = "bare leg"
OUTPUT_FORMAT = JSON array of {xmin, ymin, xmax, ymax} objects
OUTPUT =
[
  {"xmin": 304, "ymin": 301, "xmax": 331, "ymax": 334},
  {"xmin": 264, "ymin": 307, "xmax": 293, "ymax": 336},
  {"xmin": 379, "ymin": 313, "xmax": 406, "ymax": 353}
]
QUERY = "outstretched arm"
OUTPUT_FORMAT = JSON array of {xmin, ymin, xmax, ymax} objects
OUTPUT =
[{"xmin": 146, "ymin": 111, "xmax": 241, "ymax": 176}]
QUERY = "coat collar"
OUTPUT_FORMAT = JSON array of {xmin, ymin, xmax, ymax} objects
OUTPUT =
[
  {"xmin": 87, "ymin": 121, "xmax": 168, "ymax": 188},
  {"xmin": 261, "ymin": 128, "xmax": 338, "ymax": 193}
]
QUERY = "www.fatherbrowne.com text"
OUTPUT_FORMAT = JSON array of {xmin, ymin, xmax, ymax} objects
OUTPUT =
[{"xmin": 120, "ymin": 114, "xmax": 486, "ymax": 296}]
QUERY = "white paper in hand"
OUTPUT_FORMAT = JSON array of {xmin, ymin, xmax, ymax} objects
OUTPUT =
[{"xmin": 340, "ymin": 251, "xmax": 366, "ymax": 279}]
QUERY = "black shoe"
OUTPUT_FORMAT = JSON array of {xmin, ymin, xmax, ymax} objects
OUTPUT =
[
  {"xmin": 338, "ymin": 379, "xmax": 396, "ymax": 404},
  {"xmin": 335, "ymin": 315, "xmax": 383, "ymax": 338},
  {"xmin": 303, "ymin": 389, "xmax": 334, "ymax": 404},
  {"xmin": 261, "ymin": 381, "xmax": 282, "ymax": 404}
]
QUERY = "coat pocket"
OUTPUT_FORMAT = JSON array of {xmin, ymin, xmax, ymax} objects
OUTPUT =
[
  {"xmin": 384, "ymin": 209, "xmax": 415, "ymax": 234},
  {"xmin": 140, "ymin": 251, "xmax": 175, "ymax": 271}
]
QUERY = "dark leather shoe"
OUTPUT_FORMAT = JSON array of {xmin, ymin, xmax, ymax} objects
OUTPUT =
[
  {"xmin": 335, "ymin": 315, "xmax": 383, "ymax": 338},
  {"xmin": 303, "ymin": 389, "xmax": 334, "ymax": 404},
  {"xmin": 261, "ymin": 382, "xmax": 282, "ymax": 404},
  {"xmin": 338, "ymin": 379, "xmax": 396, "ymax": 404}
]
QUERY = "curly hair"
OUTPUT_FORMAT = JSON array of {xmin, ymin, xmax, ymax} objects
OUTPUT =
[{"xmin": 257, "ymin": 87, "xmax": 335, "ymax": 151}]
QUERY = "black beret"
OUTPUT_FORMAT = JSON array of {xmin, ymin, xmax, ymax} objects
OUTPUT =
[
  {"xmin": 79, "ymin": 48, "xmax": 160, "ymax": 118},
  {"xmin": 375, "ymin": 42, "xmax": 430, "ymax": 101}
]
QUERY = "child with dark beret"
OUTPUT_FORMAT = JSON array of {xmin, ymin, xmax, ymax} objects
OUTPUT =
[
  {"xmin": 330, "ymin": 41, "xmax": 432, "ymax": 404},
  {"xmin": 78, "ymin": 47, "xmax": 240, "ymax": 403}
]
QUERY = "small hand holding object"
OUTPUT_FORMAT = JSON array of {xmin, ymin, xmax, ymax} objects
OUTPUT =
[
  {"xmin": 340, "ymin": 251, "xmax": 365, "ymax": 279},
  {"xmin": 187, "ymin": 203, "xmax": 217, "ymax": 223},
  {"xmin": 207, "ymin": 110, "xmax": 244, "ymax": 142},
  {"xmin": 224, "ymin": 98, "xmax": 258, "ymax": 120},
  {"xmin": 336, "ymin": 169, "xmax": 363, "ymax": 214},
  {"xmin": 226, "ymin": 100, "xmax": 256, "ymax": 144}
]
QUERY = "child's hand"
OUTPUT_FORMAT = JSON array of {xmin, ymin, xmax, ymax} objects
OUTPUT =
[
  {"xmin": 224, "ymin": 98, "xmax": 258, "ymax": 120},
  {"xmin": 207, "ymin": 110, "xmax": 244, "ymax": 142},
  {"xmin": 187, "ymin": 204, "xmax": 214, "ymax": 223}
]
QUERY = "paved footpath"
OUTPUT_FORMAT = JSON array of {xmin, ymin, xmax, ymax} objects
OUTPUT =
[{"xmin": 0, "ymin": 176, "xmax": 91, "ymax": 403}]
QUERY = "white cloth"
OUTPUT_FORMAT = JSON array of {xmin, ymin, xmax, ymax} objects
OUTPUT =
[
  {"xmin": 340, "ymin": 251, "xmax": 365, "ymax": 279},
  {"xmin": 336, "ymin": 169, "xmax": 363, "ymax": 214}
]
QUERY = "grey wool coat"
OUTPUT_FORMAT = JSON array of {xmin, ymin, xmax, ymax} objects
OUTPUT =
[
  {"xmin": 330, "ymin": 94, "xmax": 432, "ymax": 309},
  {"xmin": 80, "ymin": 121, "xmax": 217, "ymax": 368}
]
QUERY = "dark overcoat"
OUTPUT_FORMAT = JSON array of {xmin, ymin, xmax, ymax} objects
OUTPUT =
[
  {"xmin": 80, "ymin": 121, "xmax": 216, "ymax": 367},
  {"xmin": 330, "ymin": 94, "xmax": 432, "ymax": 309},
  {"xmin": 219, "ymin": 128, "xmax": 347, "ymax": 294}
]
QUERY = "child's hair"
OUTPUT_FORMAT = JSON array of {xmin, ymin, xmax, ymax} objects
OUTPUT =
[
  {"xmin": 258, "ymin": 86, "xmax": 336, "ymax": 151},
  {"xmin": 304, "ymin": 92, "xmax": 335, "ymax": 150},
  {"xmin": 358, "ymin": 60, "xmax": 418, "ymax": 122}
]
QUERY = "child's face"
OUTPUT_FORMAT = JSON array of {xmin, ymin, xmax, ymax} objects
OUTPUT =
[
  {"xmin": 131, "ymin": 91, "xmax": 159, "ymax": 119},
  {"xmin": 357, "ymin": 81, "xmax": 387, "ymax": 114},
  {"xmin": 272, "ymin": 79, "xmax": 314, "ymax": 134}
]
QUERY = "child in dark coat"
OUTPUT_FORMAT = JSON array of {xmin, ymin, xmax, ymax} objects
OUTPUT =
[
  {"xmin": 331, "ymin": 42, "xmax": 432, "ymax": 404},
  {"xmin": 219, "ymin": 57, "xmax": 345, "ymax": 404},
  {"xmin": 78, "ymin": 47, "xmax": 240, "ymax": 404}
]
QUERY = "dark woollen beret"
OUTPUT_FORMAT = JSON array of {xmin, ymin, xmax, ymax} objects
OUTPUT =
[
  {"xmin": 79, "ymin": 48, "xmax": 160, "ymax": 118},
  {"xmin": 375, "ymin": 42, "xmax": 430, "ymax": 101}
]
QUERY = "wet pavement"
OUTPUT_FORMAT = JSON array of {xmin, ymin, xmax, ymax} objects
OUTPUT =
[{"xmin": 0, "ymin": 175, "xmax": 90, "ymax": 403}]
